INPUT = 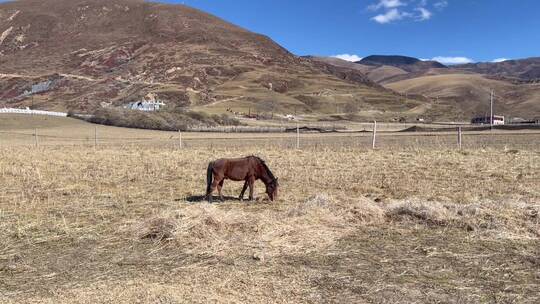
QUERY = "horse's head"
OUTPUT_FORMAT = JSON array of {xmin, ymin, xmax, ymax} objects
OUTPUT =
[{"xmin": 266, "ymin": 178, "xmax": 279, "ymax": 201}]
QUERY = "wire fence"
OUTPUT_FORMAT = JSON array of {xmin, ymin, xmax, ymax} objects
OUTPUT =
[{"xmin": 1, "ymin": 127, "xmax": 540, "ymax": 151}]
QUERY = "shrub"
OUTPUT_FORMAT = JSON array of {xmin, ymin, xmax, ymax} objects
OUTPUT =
[{"xmin": 84, "ymin": 108, "xmax": 242, "ymax": 131}]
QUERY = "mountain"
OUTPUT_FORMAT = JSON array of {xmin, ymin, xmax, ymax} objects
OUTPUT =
[
  {"xmin": 316, "ymin": 55, "xmax": 540, "ymax": 120},
  {"xmin": 455, "ymin": 58, "xmax": 540, "ymax": 82},
  {"xmin": 386, "ymin": 73, "xmax": 540, "ymax": 119},
  {"xmin": 310, "ymin": 55, "xmax": 449, "ymax": 84},
  {"xmin": 0, "ymin": 0, "xmax": 426, "ymax": 122},
  {"xmin": 358, "ymin": 55, "xmax": 447, "ymax": 71},
  {"xmin": 303, "ymin": 56, "xmax": 371, "ymax": 73},
  {"xmin": 359, "ymin": 55, "xmax": 422, "ymax": 66}
]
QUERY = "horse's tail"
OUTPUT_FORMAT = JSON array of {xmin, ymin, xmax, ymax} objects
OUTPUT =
[{"xmin": 206, "ymin": 161, "xmax": 214, "ymax": 195}]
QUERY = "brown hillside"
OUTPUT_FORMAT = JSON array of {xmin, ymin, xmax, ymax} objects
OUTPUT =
[
  {"xmin": 387, "ymin": 74, "xmax": 540, "ymax": 119},
  {"xmin": 310, "ymin": 56, "xmax": 451, "ymax": 85},
  {"xmin": 455, "ymin": 58, "xmax": 540, "ymax": 81},
  {"xmin": 314, "ymin": 56, "xmax": 540, "ymax": 120}
]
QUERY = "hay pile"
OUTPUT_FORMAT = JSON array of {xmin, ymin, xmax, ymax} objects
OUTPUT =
[
  {"xmin": 133, "ymin": 197, "xmax": 354, "ymax": 259},
  {"xmin": 386, "ymin": 200, "xmax": 540, "ymax": 238},
  {"xmin": 133, "ymin": 196, "xmax": 539, "ymax": 262}
]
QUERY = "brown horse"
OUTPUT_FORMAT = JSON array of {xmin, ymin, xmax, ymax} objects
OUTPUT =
[{"xmin": 205, "ymin": 156, "xmax": 279, "ymax": 203}]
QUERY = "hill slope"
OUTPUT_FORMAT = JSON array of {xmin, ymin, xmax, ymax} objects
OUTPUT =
[
  {"xmin": 311, "ymin": 56, "xmax": 452, "ymax": 85},
  {"xmin": 455, "ymin": 58, "xmax": 540, "ymax": 81},
  {"xmin": 387, "ymin": 74, "xmax": 540, "ymax": 119},
  {"xmin": 314, "ymin": 55, "xmax": 540, "ymax": 120},
  {"xmin": 0, "ymin": 0, "xmax": 425, "ymax": 121}
]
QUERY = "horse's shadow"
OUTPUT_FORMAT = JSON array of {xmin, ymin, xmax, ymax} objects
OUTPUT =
[{"xmin": 184, "ymin": 195, "xmax": 239, "ymax": 203}]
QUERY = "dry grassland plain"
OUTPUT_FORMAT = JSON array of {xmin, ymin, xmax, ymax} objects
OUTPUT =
[{"xmin": 1, "ymin": 115, "xmax": 540, "ymax": 303}]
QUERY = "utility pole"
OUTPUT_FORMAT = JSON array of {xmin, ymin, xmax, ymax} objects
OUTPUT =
[{"xmin": 490, "ymin": 89, "xmax": 494, "ymax": 130}]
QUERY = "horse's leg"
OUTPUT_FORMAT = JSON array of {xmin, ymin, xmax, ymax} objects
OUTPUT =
[
  {"xmin": 248, "ymin": 177, "xmax": 255, "ymax": 201},
  {"xmin": 239, "ymin": 181, "xmax": 248, "ymax": 201},
  {"xmin": 218, "ymin": 180, "xmax": 225, "ymax": 202},
  {"xmin": 208, "ymin": 176, "xmax": 222, "ymax": 203},
  {"xmin": 207, "ymin": 185, "xmax": 213, "ymax": 204}
]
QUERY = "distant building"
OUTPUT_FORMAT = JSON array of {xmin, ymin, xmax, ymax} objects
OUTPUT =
[
  {"xmin": 124, "ymin": 100, "xmax": 165, "ymax": 111},
  {"xmin": 509, "ymin": 117, "xmax": 540, "ymax": 125},
  {"xmin": 123, "ymin": 93, "xmax": 166, "ymax": 112},
  {"xmin": 471, "ymin": 115, "xmax": 505, "ymax": 125},
  {"xmin": 285, "ymin": 114, "xmax": 296, "ymax": 120},
  {"xmin": 22, "ymin": 80, "xmax": 53, "ymax": 96}
]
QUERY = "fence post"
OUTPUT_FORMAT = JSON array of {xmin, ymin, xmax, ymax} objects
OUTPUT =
[
  {"xmin": 372, "ymin": 121, "xmax": 377, "ymax": 149},
  {"xmin": 178, "ymin": 130, "xmax": 183, "ymax": 149},
  {"xmin": 34, "ymin": 128, "xmax": 38, "ymax": 147},
  {"xmin": 458, "ymin": 126, "xmax": 462, "ymax": 150},
  {"xmin": 296, "ymin": 123, "xmax": 300, "ymax": 149}
]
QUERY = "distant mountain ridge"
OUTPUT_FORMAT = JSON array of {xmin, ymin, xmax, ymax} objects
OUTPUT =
[
  {"xmin": 358, "ymin": 55, "xmax": 447, "ymax": 69},
  {"xmin": 311, "ymin": 54, "xmax": 540, "ymax": 120},
  {"xmin": 455, "ymin": 57, "xmax": 540, "ymax": 81},
  {"xmin": 309, "ymin": 55, "xmax": 449, "ymax": 84}
]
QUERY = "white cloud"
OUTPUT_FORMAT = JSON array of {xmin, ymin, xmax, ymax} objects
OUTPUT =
[
  {"xmin": 369, "ymin": 0, "xmax": 406, "ymax": 11},
  {"xmin": 430, "ymin": 56, "xmax": 474, "ymax": 65},
  {"xmin": 492, "ymin": 58, "xmax": 508, "ymax": 63},
  {"xmin": 372, "ymin": 8, "xmax": 406, "ymax": 24},
  {"xmin": 416, "ymin": 7, "xmax": 432, "ymax": 20},
  {"xmin": 368, "ymin": 0, "xmax": 446, "ymax": 24},
  {"xmin": 434, "ymin": 0, "xmax": 448, "ymax": 10},
  {"xmin": 333, "ymin": 54, "xmax": 363, "ymax": 62}
]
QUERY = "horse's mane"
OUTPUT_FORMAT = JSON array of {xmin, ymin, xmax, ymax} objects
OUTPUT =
[{"xmin": 249, "ymin": 156, "xmax": 276, "ymax": 180}]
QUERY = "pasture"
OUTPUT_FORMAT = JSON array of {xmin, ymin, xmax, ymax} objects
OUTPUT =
[{"xmin": 1, "ymin": 115, "xmax": 539, "ymax": 303}]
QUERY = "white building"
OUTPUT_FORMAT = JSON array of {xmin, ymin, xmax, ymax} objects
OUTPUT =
[
  {"xmin": 471, "ymin": 115, "xmax": 505, "ymax": 125},
  {"xmin": 124, "ymin": 100, "xmax": 166, "ymax": 111},
  {"xmin": 22, "ymin": 80, "xmax": 53, "ymax": 96},
  {"xmin": 123, "ymin": 93, "xmax": 166, "ymax": 112}
]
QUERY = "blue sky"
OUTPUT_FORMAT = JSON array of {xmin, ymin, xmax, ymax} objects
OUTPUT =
[{"xmin": 159, "ymin": 0, "xmax": 540, "ymax": 64}]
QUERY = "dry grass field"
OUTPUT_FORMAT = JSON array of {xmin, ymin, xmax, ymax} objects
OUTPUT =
[{"xmin": 1, "ymin": 115, "xmax": 540, "ymax": 303}]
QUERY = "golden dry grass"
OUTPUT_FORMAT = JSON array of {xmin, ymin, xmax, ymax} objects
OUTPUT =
[{"xmin": 0, "ymin": 142, "xmax": 539, "ymax": 303}]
